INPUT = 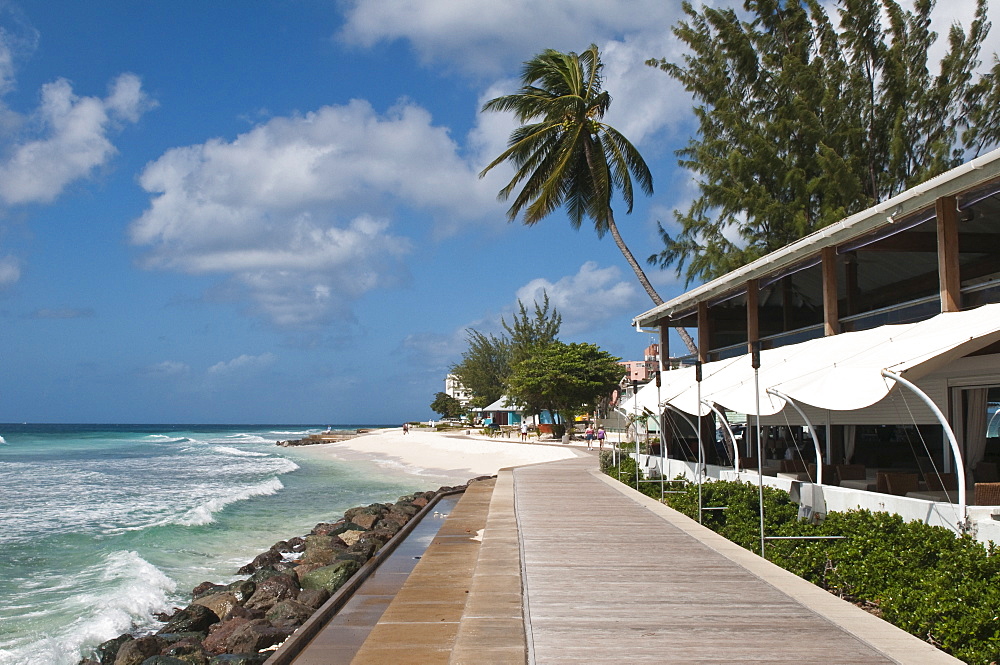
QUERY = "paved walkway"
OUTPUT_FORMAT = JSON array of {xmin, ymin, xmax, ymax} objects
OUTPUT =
[{"xmin": 281, "ymin": 454, "xmax": 960, "ymax": 664}]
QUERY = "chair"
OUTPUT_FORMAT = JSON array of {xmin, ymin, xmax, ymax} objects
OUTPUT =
[
  {"xmin": 925, "ymin": 473, "xmax": 958, "ymax": 492},
  {"xmin": 974, "ymin": 482, "xmax": 1000, "ymax": 506},
  {"xmin": 834, "ymin": 464, "xmax": 866, "ymax": 483},
  {"xmin": 807, "ymin": 463, "xmax": 837, "ymax": 485},
  {"xmin": 780, "ymin": 459, "xmax": 806, "ymax": 473},
  {"xmin": 884, "ymin": 472, "xmax": 919, "ymax": 496}
]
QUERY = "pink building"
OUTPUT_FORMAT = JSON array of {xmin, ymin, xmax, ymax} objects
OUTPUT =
[{"xmin": 619, "ymin": 343, "xmax": 660, "ymax": 382}]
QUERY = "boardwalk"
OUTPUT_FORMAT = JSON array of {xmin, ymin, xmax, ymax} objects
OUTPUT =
[{"xmin": 277, "ymin": 453, "xmax": 960, "ymax": 664}]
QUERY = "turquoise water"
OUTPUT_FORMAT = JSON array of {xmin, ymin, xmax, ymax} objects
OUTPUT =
[{"xmin": 0, "ymin": 424, "xmax": 433, "ymax": 665}]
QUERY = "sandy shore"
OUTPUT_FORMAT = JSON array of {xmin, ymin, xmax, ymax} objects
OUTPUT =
[{"xmin": 289, "ymin": 427, "xmax": 585, "ymax": 484}]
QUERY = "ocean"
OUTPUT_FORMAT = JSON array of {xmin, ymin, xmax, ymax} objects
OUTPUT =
[{"xmin": 0, "ymin": 423, "xmax": 443, "ymax": 665}]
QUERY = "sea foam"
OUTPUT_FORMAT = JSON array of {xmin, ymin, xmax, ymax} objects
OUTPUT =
[{"xmin": 177, "ymin": 477, "xmax": 285, "ymax": 526}]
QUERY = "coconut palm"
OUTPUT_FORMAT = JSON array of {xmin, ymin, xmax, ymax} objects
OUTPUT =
[{"xmin": 479, "ymin": 44, "xmax": 663, "ymax": 306}]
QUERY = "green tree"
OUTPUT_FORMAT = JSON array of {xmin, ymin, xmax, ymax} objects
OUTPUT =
[
  {"xmin": 502, "ymin": 293, "xmax": 561, "ymax": 366},
  {"xmin": 449, "ymin": 330, "xmax": 510, "ymax": 408},
  {"xmin": 506, "ymin": 341, "xmax": 623, "ymax": 427},
  {"xmin": 480, "ymin": 44, "xmax": 661, "ymax": 305},
  {"xmin": 430, "ymin": 392, "xmax": 464, "ymax": 419},
  {"xmin": 647, "ymin": 0, "xmax": 995, "ymax": 284}
]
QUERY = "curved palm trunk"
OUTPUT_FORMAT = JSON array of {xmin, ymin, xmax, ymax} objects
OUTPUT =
[{"xmin": 608, "ymin": 210, "xmax": 698, "ymax": 355}]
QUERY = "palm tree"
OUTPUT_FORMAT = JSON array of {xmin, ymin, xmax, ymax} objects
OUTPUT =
[{"xmin": 479, "ymin": 44, "xmax": 664, "ymax": 306}]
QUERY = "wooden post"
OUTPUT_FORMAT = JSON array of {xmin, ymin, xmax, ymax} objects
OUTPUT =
[
  {"xmin": 746, "ymin": 279, "xmax": 759, "ymax": 355},
  {"xmin": 936, "ymin": 195, "xmax": 961, "ymax": 312},
  {"xmin": 697, "ymin": 301, "xmax": 709, "ymax": 364},
  {"xmin": 822, "ymin": 246, "xmax": 840, "ymax": 335},
  {"xmin": 659, "ymin": 321, "xmax": 670, "ymax": 371}
]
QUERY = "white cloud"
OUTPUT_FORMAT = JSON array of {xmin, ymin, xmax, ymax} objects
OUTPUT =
[
  {"xmin": 337, "ymin": 0, "xmax": 687, "ymax": 77},
  {"xmin": 207, "ymin": 353, "xmax": 277, "ymax": 375},
  {"xmin": 0, "ymin": 254, "xmax": 20, "ymax": 287},
  {"xmin": 131, "ymin": 99, "xmax": 497, "ymax": 326},
  {"xmin": 141, "ymin": 361, "xmax": 191, "ymax": 378},
  {"xmin": 514, "ymin": 261, "xmax": 641, "ymax": 335},
  {"xmin": 0, "ymin": 73, "xmax": 153, "ymax": 205}
]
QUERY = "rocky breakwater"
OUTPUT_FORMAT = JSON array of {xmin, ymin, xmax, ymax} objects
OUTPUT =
[{"xmin": 80, "ymin": 479, "xmax": 490, "ymax": 665}]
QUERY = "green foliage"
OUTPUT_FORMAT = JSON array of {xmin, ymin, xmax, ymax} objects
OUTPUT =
[
  {"xmin": 506, "ymin": 341, "xmax": 622, "ymax": 426},
  {"xmin": 648, "ymin": 0, "xmax": 997, "ymax": 284},
  {"xmin": 502, "ymin": 294, "xmax": 562, "ymax": 366},
  {"xmin": 450, "ymin": 329, "xmax": 510, "ymax": 408},
  {"xmin": 480, "ymin": 44, "xmax": 663, "ymax": 304},
  {"xmin": 429, "ymin": 392, "xmax": 464, "ymax": 419},
  {"xmin": 601, "ymin": 470, "xmax": 1000, "ymax": 663}
]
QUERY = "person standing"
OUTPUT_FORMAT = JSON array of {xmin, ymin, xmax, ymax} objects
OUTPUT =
[
  {"xmin": 403, "ymin": 423, "xmax": 409, "ymax": 434},
  {"xmin": 520, "ymin": 421, "xmax": 528, "ymax": 441},
  {"xmin": 597, "ymin": 426, "xmax": 607, "ymax": 450},
  {"xmin": 585, "ymin": 424, "xmax": 595, "ymax": 450}
]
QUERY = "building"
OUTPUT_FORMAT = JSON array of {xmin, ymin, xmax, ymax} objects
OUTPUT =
[
  {"xmin": 444, "ymin": 374, "xmax": 473, "ymax": 408},
  {"xmin": 619, "ymin": 343, "xmax": 661, "ymax": 382},
  {"xmin": 623, "ymin": 147, "xmax": 1000, "ymax": 542}
]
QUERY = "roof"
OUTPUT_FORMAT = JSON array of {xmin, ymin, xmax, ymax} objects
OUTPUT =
[
  {"xmin": 633, "ymin": 147, "xmax": 1000, "ymax": 329},
  {"xmin": 480, "ymin": 396, "xmax": 520, "ymax": 412},
  {"xmin": 621, "ymin": 303, "xmax": 1000, "ymax": 417}
]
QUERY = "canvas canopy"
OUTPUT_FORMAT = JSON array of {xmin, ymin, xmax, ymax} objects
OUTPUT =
[{"xmin": 620, "ymin": 303, "xmax": 1000, "ymax": 419}]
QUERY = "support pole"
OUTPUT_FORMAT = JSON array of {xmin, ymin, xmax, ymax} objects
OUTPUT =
[
  {"xmin": 702, "ymin": 400, "xmax": 740, "ymax": 472},
  {"xmin": 882, "ymin": 369, "xmax": 968, "ymax": 529},
  {"xmin": 765, "ymin": 389, "xmax": 823, "ymax": 485},
  {"xmin": 752, "ymin": 342, "xmax": 765, "ymax": 558},
  {"xmin": 696, "ymin": 361, "xmax": 703, "ymax": 524}
]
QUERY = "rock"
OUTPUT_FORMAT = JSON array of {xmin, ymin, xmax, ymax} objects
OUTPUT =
[
  {"xmin": 412, "ymin": 496, "xmax": 429, "ymax": 508},
  {"xmin": 158, "ymin": 604, "xmax": 220, "ymax": 635},
  {"xmin": 138, "ymin": 657, "xmax": 188, "ymax": 665},
  {"xmin": 114, "ymin": 636, "xmax": 167, "ymax": 665},
  {"xmin": 265, "ymin": 599, "xmax": 314, "ymax": 628},
  {"xmin": 225, "ymin": 620, "xmax": 291, "ymax": 654},
  {"xmin": 346, "ymin": 536, "xmax": 378, "ymax": 559},
  {"xmin": 334, "ymin": 551, "xmax": 368, "ymax": 565},
  {"xmin": 247, "ymin": 567, "xmax": 283, "ymax": 584},
  {"xmin": 337, "ymin": 530, "xmax": 364, "ymax": 547},
  {"xmin": 191, "ymin": 582, "xmax": 223, "ymax": 599},
  {"xmin": 93, "ymin": 634, "xmax": 133, "ymax": 664},
  {"xmin": 296, "ymin": 588, "xmax": 330, "ymax": 610},
  {"xmin": 391, "ymin": 501, "xmax": 419, "ymax": 517},
  {"xmin": 236, "ymin": 550, "xmax": 282, "ymax": 575},
  {"xmin": 225, "ymin": 580, "xmax": 255, "ymax": 604},
  {"xmin": 193, "ymin": 593, "xmax": 240, "ymax": 621},
  {"xmin": 202, "ymin": 616, "xmax": 250, "ymax": 654},
  {"xmin": 298, "ymin": 560, "xmax": 361, "ymax": 594},
  {"xmin": 269, "ymin": 540, "xmax": 292, "ymax": 553},
  {"xmin": 221, "ymin": 605, "xmax": 264, "ymax": 622},
  {"xmin": 163, "ymin": 641, "xmax": 209, "ymax": 665},
  {"xmin": 310, "ymin": 521, "xmax": 344, "ymax": 536},
  {"xmin": 207, "ymin": 654, "xmax": 268, "ymax": 665},
  {"xmin": 244, "ymin": 574, "xmax": 299, "ymax": 611},
  {"xmin": 349, "ymin": 512, "xmax": 380, "ymax": 530},
  {"xmin": 344, "ymin": 504, "xmax": 387, "ymax": 522},
  {"xmin": 286, "ymin": 536, "xmax": 306, "ymax": 552}
]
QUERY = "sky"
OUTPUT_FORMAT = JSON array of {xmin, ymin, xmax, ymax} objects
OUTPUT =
[{"xmin": 0, "ymin": 0, "xmax": 994, "ymax": 424}]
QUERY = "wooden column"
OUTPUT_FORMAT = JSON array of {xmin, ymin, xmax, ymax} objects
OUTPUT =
[
  {"xmin": 658, "ymin": 321, "xmax": 670, "ymax": 371},
  {"xmin": 822, "ymin": 246, "xmax": 840, "ymax": 335},
  {"xmin": 936, "ymin": 195, "xmax": 961, "ymax": 312},
  {"xmin": 697, "ymin": 301, "xmax": 710, "ymax": 364},
  {"xmin": 746, "ymin": 279, "xmax": 759, "ymax": 355}
]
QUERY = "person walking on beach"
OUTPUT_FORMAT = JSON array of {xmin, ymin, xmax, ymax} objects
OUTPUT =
[
  {"xmin": 585, "ymin": 424, "xmax": 595, "ymax": 450},
  {"xmin": 403, "ymin": 423, "xmax": 409, "ymax": 434},
  {"xmin": 520, "ymin": 421, "xmax": 528, "ymax": 441},
  {"xmin": 597, "ymin": 426, "xmax": 606, "ymax": 450}
]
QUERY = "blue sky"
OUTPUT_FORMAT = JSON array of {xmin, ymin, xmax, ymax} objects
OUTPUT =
[{"xmin": 0, "ymin": 1, "xmax": 992, "ymax": 424}]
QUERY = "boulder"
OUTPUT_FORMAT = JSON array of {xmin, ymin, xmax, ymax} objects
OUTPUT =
[
  {"xmin": 236, "ymin": 549, "xmax": 282, "ymax": 575},
  {"xmin": 298, "ymin": 560, "xmax": 361, "ymax": 594},
  {"xmin": 202, "ymin": 616, "xmax": 251, "ymax": 655},
  {"xmin": 138, "ymin": 657, "xmax": 188, "ymax": 665},
  {"xmin": 334, "ymin": 551, "xmax": 368, "ymax": 565},
  {"xmin": 295, "ymin": 588, "xmax": 330, "ymax": 610},
  {"xmin": 193, "ymin": 593, "xmax": 240, "ymax": 621},
  {"xmin": 337, "ymin": 530, "xmax": 363, "ymax": 548},
  {"xmin": 191, "ymin": 582, "xmax": 224, "ymax": 599},
  {"xmin": 163, "ymin": 640, "xmax": 209, "ymax": 665},
  {"xmin": 225, "ymin": 580, "xmax": 255, "ymax": 604},
  {"xmin": 93, "ymin": 634, "xmax": 133, "ymax": 664},
  {"xmin": 114, "ymin": 636, "xmax": 167, "ymax": 665},
  {"xmin": 158, "ymin": 604, "xmax": 220, "ymax": 635},
  {"xmin": 225, "ymin": 620, "xmax": 291, "ymax": 654},
  {"xmin": 344, "ymin": 504, "xmax": 387, "ymax": 522},
  {"xmin": 299, "ymin": 545, "xmax": 337, "ymax": 567},
  {"xmin": 310, "ymin": 521, "xmax": 344, "ymax": 536},
  {"xmin": 221, "ymin": 605, "xmax": 264, "ymax": 622},
  {"xmin": 244, "ymin": 574, "xmax": 299, "ymax": 611},
  {"xmin": 391, "ymin": 501, "xmax": 419, "ymax": 517},
  {"xmin": 349, "ymin": 512, "xmax": 380, "ymax": 530},
  {"xmin": 206, "ymin": 654, "xmax": 268, "ymax": 665},
  {"xmin": 411, "ymin": 496, "xmax": 429, "ymax": 508},
  {"xmin": 286, "ymin": 536, "xmax": 306, "ymax": 552},
  {"xmin": 265, "ymin": 599, "xmax": 315, "ymax": 628}
]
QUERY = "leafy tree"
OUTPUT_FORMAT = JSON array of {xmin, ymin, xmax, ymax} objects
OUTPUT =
[
  {"xmin": 430, "ymin": 392, "xmax": 464, "ymax": 419},
  {"xmin": 450, "ymin": 295, "xmax": 563, "ymax": 407},
  {"xmin": 502, "ymin": 293, "xmax": 561, "ymax": 366},
  {"xmin": 647, "ymin": 0, "xmax": 996, "ymax": 284},
  {"xmin": 449, "ymin": 330, "xmax": 510, "ymax": 408},
  {"xmin": 480, "ymin": 44, "xmax": 661, "ymax": 305},
  {"xmin": 506, "ymin": 341, "xmax": 623, "ymax": 427}
]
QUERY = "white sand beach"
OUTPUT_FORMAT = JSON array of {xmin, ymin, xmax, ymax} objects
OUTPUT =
[{"xmin": 291, "ymin": 427, "xmax": 585, "ymax": 484}]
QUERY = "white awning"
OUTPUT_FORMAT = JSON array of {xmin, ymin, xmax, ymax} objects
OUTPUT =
[{"xmin": 624, "ymin": 303, "xmax": 1000, "ymax": 419}]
